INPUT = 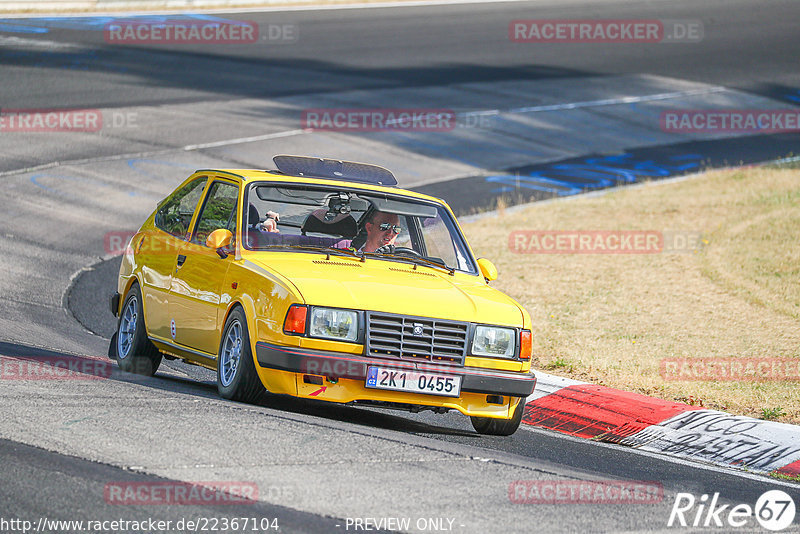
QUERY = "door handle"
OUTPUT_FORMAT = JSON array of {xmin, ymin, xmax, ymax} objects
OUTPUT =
[{"xmin": 176, "ymin": 254, "xmax": 187, "ymax": 268}]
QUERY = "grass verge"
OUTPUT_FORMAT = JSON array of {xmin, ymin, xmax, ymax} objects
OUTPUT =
[{"xmin": 463, "ymin": 167, "xmax": 800, "ymax": 423}]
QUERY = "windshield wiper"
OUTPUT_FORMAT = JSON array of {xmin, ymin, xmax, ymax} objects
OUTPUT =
[
  {"xmin": 261, "ymin": 245, "xmax": 454, "ymax": 273},
  {"xmin": 364, "ymin": 252, "xmax": 454, "ymax": 275},
  {"xmin": 262, "ymin": 245, "xmax": 366, "ymax": 261}
]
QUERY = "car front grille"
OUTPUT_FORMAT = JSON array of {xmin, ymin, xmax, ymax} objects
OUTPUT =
[{"xmin": 366, "ymin": 312, "xmax": 468, "ymax": 365}]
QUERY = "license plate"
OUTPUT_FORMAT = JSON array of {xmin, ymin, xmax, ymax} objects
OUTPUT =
[{"xmin": 365, "ymin": 366, "xmax": 461, "ymax": 397}]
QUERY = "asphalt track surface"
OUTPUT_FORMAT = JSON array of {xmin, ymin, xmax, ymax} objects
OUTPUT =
[
  {"xmin": 2, "ymin": 0, "xmax": 800, "ymax": 532},
  {"xmin": 3, "ymin": 0, "xmax": 800, "ymax": 110}
]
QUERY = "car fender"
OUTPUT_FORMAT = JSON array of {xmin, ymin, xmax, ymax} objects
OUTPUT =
[
  {"xmin": 221, "ymin": 261, "xmax": 304, "ymax": 355},
  {"xmin": 221, "ymin": 296, "xmax": 256, "ymax": 352}
]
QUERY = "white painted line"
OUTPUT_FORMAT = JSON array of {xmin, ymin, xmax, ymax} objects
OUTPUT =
[
  {"xmin": 466, "ymin": 86, "xmax": 727, "ymax": 117},
  {"xmin": 0, "ymin": 129, "xmax": 306, "ymax": 178},
  {"xmin": 0, "ymin": 35, "xmax": 84, "ymax": 50},
  {"xmin": 527, "ymin": 370, "xmax": 587, "ymax": 402},
  {"xmin": 181, "ymin": 128, "xmax": 306, "ymax": 151}
]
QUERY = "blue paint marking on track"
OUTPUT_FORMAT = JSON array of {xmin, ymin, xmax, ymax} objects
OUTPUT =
[
  {"xmin": 0, "ymin": 23, "xmax": 48, "ymax": 33},
  {"xmin": 0, "ymin": 14, "xmax": 252, "ymax": 34},
  {"xmin": 485, "ymin": 153, "xmax": 703, "ymax": 195},
  {"xmin": 784, "ymin": 90, "xmax": 800, "ymax": 104}
]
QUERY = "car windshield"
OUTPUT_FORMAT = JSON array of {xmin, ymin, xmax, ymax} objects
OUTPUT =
[{"xmin": 244, "ymin": 182, "xmax": 478, "ymax": 274}]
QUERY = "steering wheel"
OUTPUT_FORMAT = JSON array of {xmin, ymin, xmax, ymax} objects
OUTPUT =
[
  {"xmin": 396, "ymin": 246, "xmax": 422, "ymax": 257},
  {"xmin": 384, "ymin": 245, "xmax": 423, "ymax": 257}
]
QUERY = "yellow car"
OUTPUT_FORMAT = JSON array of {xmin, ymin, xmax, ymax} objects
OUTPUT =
[{"xmin": 110, "ymin": 155, "xmax": 536, "ymax": 435}]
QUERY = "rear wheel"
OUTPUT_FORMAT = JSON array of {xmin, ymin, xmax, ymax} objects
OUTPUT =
[
  {"xmin": 470, "ymin": 397, "xmax": 525, "ymax": 436},
  {"xmin": 115, "ymin": 284, "xmax": 162, "ymax": 376},
  {"xmin": 217, "ymin": 307, "xmax": 266, "ymax": 404}
]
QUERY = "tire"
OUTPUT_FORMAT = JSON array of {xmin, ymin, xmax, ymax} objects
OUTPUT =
[
  {"xmin": 217, "ymin": 306, "xmax": 266, "ymax": 404},
  {"xmin": 115, "ymin": 284, "xmax": 162, "ymax": 376},
  {"xmin": 470, "ymin": 397, "xmax": 525, "ymax": 436}
]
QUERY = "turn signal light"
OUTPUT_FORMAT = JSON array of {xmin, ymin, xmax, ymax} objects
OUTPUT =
[
  {"xmin": 519, "ymin": 330, "xmax": 532, "ymax": 360},
  {"xmin": 284, "ymin": 305, "xmax": 308, "ymax": 335}
]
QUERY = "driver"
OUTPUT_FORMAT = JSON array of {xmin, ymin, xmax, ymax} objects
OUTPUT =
[{"xmin": 361, "ymin": 211, "xmax": 402, "ymax": 253}]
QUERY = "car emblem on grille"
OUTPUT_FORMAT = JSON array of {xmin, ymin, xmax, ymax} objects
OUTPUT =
[{"xmin": 412, "ymin": 323, "xmax": 424, "ymax": 336}]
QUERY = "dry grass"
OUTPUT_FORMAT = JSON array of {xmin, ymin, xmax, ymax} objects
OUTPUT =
[{"xmin": 462, "ymin": 167, "xmax": 800, "ymax": 423}]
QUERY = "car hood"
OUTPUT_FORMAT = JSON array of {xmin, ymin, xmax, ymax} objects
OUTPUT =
[{"xmin": 247, "ymin": 254, "xmax": 524, "ymax": 327}]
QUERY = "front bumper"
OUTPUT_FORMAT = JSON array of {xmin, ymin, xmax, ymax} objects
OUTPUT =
[{"xmin": 255, "ymin": 341, "xmax": 536, "ymax": 397}]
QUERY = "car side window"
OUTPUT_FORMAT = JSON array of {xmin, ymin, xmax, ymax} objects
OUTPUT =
[
  {"xmin": 154, "ymin": 177, "xmax": 208, "ymax": 239},
  {"xmin": 192, "ymin": 181, "xmax": 239, "ymax": 246}
]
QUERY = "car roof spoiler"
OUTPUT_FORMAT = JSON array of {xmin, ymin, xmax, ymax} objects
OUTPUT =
[{"xmin": 272, "ymin": 155, "xmax": 398, "ymax": 186}]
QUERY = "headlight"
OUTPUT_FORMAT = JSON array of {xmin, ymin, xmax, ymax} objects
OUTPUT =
[
  {"xmin": 309, "ymin": 307, "xmax": 358, "ymax": 342},
  {"xmin": 471, "ymin": 325, "xmax": 516, "ymax": 358}
]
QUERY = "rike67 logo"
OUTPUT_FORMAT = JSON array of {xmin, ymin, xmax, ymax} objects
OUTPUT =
[{"xmin": 668, "ymin": 490, "xmax": 796, "ymax": 531}]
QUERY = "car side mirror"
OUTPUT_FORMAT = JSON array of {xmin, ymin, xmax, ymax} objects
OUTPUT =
[
  {"xmin": 206, "ymin": 229, "xmax": 233, "ymax": 258},
  {"xmin": 477, "ymin": 258, "xmax": 498, "ymax": 282}
]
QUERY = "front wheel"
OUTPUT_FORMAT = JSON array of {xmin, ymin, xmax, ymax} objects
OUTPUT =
[
  {"xmin": 115, "ymin": 284, "xmax": 162, "ymax": 376},
  {"xmin": 217, "ymin": 307, "xmax": 266, "ymax": 404},
  {"xmin": 470, "ymin": 397, "xmax": 525, "ymax": 436}
]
